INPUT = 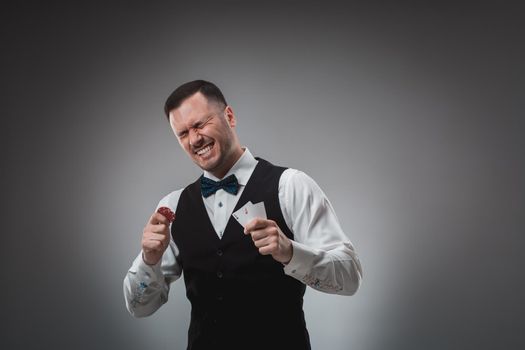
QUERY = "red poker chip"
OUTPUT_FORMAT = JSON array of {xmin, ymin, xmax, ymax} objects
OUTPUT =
[{"xmin": 157, "ymin": 206, "xmax": 175, "ymax": 223}]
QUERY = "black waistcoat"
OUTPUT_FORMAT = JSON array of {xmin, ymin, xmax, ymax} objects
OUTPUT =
[{"xmin": 171, "ymin": 158, "xmax": 311, "ymax": 350}]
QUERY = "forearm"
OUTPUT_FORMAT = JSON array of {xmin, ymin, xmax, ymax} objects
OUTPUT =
[{"xmin": 123, "ymin": 250, "xmax": 181, "ymax": 317}]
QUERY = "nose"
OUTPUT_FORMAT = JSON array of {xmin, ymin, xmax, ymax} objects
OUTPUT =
[{"xmin": 189, "ymin": 128, "xmax": 203, "ymax": 147}]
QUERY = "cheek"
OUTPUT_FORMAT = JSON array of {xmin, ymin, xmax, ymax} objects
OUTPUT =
[{"xmin": 178, "ymin": 139, "xmax": 190, "ymax": 151}]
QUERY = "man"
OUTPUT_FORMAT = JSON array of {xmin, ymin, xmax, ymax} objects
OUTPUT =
[{"xmin": 124, "ymin": 80, "xmax": 362, "ymax": 350}]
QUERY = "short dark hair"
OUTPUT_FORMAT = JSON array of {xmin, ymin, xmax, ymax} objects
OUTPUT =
[{"xmin": 164, "ymin": 80, "xmax": 228, "ymax": 119}]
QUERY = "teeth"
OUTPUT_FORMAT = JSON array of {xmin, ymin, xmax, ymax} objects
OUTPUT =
[{"xmin": 197, "ymin": 144, "xmax": 212, "ymax": 155}]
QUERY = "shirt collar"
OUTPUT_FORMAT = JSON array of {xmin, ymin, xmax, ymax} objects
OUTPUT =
[{"xmin": 203, "ymin": 147, "xmax": 258, "ymax": 186}]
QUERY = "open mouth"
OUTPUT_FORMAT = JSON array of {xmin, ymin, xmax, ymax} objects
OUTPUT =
[{"xmin": 195, "ymin": 142, "xmax": 214, "ymax": 157}]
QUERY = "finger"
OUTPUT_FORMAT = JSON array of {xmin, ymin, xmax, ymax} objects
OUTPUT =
[
  {"xmin": 149, "ymin": 239, "xmax": 170, "ymax": 250},
  {"xmin": 148, "ymin": 223, "xmax": 169, "ymax": 234},
  {"xmin": 258, "ymin": 242, "xmax": 278, "ymax": 255},
  {"xmin": 251, "ymin": 225, "xmax": 280, "ymax": 241},
  {"xmin": 252, "ymin": 235, "xmax": 276, "ymax": 248},
  {"xmin": 250, "ymin": 228, "xmax": 270, "ymax": 241},
  {"xmin": 142, "ymin": 239, "xmax": 164, "ymax": 252},
  {"xmin": 149, "ymin": 212, "xmax": 170, "ymax": 225},
  {"xmin": 145, "ymin": 232, "xmax": 169, "ymax": 242},
  {"xmin": 244, "ymin": 218, "xmax": 270, "ymax": 233}
]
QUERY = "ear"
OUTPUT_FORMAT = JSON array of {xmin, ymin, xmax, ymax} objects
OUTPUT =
[{"xmin": 224, "ymin": 106, "xmax": 236, "ymax": 127}]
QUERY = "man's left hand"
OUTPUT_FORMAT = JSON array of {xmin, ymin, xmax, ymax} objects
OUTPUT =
[{"xmin": 244, "ymin": 218, "xmax": 293, "ymax": 264}]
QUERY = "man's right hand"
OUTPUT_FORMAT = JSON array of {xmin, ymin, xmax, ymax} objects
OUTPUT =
[{"xmin": 141, "ymin": 212, "xmax": 172, "ymax": 265}]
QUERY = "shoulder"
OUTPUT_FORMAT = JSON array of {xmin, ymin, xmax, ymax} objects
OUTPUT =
[
  {"xmin": 279, "ymin": 168, "xmax": 327, "ymax": 198},
  {"xmin": 280, "ymin": 167, "xmax": 321, "ymax": 188},
  {"xmin": 280, "ymin": 167, "xmax": 303, "ymax": 183}
]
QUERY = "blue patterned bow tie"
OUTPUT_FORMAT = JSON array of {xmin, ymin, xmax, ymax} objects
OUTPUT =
[{"xmin": 200, "ymin": 174, "xmax": 240, "ymax": 198}]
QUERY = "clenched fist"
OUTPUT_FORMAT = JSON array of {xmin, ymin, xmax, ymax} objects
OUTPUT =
[
  {"xmin": 244, "ymin": 218, "xmax": 293, "ymax": 264},
  {"xmin": 141, "ymin": 211, "xmax": 173, "ymax": 266}
]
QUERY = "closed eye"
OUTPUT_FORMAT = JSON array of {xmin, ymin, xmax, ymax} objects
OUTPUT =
[
  {"xmin": 177, "ymin": 115, "xmax": 214, "ymax": 138},
  {"xmin": 194, "ymin": 115, "xmax": 213, "ymax": 129}
]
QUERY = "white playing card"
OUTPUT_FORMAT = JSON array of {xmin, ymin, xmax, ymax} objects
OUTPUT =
[
  {"xmin": 232, "ymin": 201, "xmax": 267, "ymax": 227},
  {"xmin": 232, "ymin": 201, "xmax": 254, "ymax": 227},
  {"xmin": 250, "ymin": 201, "xmax": 267, "ymax": 220}
]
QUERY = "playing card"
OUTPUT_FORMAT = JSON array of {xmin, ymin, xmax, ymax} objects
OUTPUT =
[
  {"xmin": 232, "ymin": 201, "xmax": 267, "ymax": 227},
  {"xmin": 232, "ymin": 201, "xmax": 254, "ymax": 227},
  {"xmin": 250, "ymin": 201, "xmax": 267, "ymax": 220}
]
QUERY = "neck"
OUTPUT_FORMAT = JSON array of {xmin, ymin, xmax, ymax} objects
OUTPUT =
[{"xmin": 211, "ymin": 146, "xmax": 244, "ymax": 179}]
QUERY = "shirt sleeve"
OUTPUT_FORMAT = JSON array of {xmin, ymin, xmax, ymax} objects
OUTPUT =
[
  {"xmin": 123, "ymin": 191, "xmax": 183, "ymax": 317},
  {"xmin": 279, "ymin": 169, "xmax": 363, "ymax": 295}
]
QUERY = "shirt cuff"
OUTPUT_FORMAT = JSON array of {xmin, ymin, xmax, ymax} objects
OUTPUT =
[
  {"xmin": 128, "ymin": 251, "xmax": 164, "ymax": 283},
  {"xmin": 283, "ymin": 240, "xmax": 316, "ymax": 277}
]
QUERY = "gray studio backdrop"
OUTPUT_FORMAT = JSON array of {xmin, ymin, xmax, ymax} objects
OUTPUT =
[{"xmin": 3, "ymin": 1, "xmax": 524, "ymax": 350}]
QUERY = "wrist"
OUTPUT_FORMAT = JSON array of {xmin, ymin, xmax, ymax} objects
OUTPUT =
[
  {"xmin": 142, "ymin": 251, "xmax": 159, "ymax": 266},
  {"xmin": 281, "ymin": 239, "xmax": 293, "ymax": 265}
]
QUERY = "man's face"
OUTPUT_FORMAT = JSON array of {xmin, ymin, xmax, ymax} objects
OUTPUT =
[{"xmin": 168, "ymin": 92, "xmax": 240, "ymax": 177}]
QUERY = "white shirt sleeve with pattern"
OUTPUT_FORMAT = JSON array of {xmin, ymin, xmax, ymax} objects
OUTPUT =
[
  {"xmin": 279, "ymin": 169, "xmax": 363, "ymax": 295},
  {"xmin": 123, "ymin": 190, "xmax": 183, "ymax": 317}
]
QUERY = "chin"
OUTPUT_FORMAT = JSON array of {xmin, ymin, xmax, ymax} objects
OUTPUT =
[{"xmin": 195, "ymin": 158, "xmax": 219, "ymax": 173}]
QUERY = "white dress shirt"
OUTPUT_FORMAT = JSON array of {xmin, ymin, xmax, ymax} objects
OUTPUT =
[{"xmin": 124, "ymin": 148, "xmax": 363, "ymax": 317}]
